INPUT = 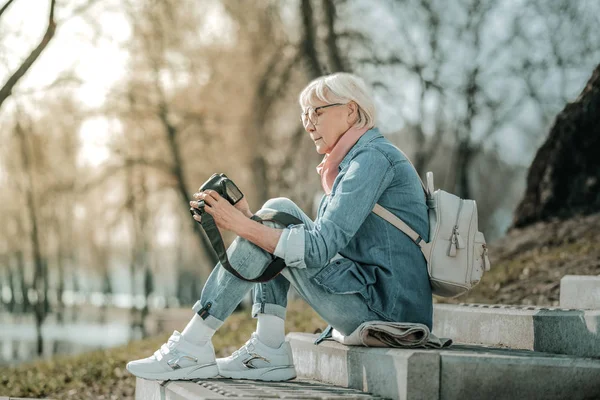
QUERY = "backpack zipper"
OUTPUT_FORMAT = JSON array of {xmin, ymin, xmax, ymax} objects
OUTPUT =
[{"xmin": 448, "ymin": 200, "xmax": 466, "ymax": 257}]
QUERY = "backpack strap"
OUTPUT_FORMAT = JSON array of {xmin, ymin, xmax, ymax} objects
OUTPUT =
[
  {"xmin": 370, "ymin": 146, "xmax": 436, "ymax": 260},
  {"xmin": 199, "ymin": 209, "xmax": 303, "ymax": 282},
  {"xmin": 372, "ymin": 203, "xmax": 432, "ymax": 263},
  {"xmin": 372, "ymin": 204, "xmax": 422, "ymax": 244}
]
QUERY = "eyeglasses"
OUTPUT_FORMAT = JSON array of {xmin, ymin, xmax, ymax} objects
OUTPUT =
[{"xmin": 301, "ymin": 103, "xmax": 345, "ymax": 127}]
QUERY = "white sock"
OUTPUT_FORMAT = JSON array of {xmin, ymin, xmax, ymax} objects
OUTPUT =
[
  {"xmin": 256, "ymin": 313, "xmax": 285, "ymax": 348},
  {"xmin": 181, "ymin": 314, "xmax": 216, "ymax": 346}
]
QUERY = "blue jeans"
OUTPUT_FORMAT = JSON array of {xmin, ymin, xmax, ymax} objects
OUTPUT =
[{"xmin": 197, "ymin": 198, "xmax": 384, "ymax": 336}]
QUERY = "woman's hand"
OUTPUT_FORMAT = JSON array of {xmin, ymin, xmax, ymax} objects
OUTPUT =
[
  {"xmin": 192, "ymin": 189, "xmax": 253, "ymax": 218},
  {"xmin": 190, "ymin": 190, "xmax": 247, "ymax": 234},
  {"xmin": 232, "ymin": 196, "xmax": 253, "ymax": 218}
]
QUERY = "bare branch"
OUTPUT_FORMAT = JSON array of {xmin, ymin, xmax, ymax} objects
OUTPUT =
[
  {"xmin": 0, "ymin": 0, "xmax": 57, "ymax": 110},
  {"xmin": 0, "ymin": 0, "xmax": 16, "ymax": 20},
  {"xmin": 44, "ymin": 156, "xmax": 175, "ymax": 196}
]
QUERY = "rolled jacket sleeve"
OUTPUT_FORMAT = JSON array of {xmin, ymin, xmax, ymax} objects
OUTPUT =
[{"xmin": 273, "ymin": 225, "xmax": 307, "ymax": 269}]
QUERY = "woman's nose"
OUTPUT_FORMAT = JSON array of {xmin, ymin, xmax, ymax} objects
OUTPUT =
[{"xmin": 304, "ymin": 122, "xmax": 316, "ymax": 133}]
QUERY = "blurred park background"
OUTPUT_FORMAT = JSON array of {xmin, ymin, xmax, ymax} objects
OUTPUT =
[{"xmin": 1, "ymin": 0, "xmax": 599, "ymax": 370}]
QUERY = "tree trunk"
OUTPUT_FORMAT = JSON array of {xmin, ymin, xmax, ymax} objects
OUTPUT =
[
  {"xmin": 55, "ymin": 229, "xmax": 66, "ymax": 323},
  {"xmin": 454, "ymin": 142, "xmax": 475, "ymax": 200},
  {"xmin": 513, "ymin": 63, "xmax": 600, "ymax": 228},
  {"xmin": 6, "ymin": 261, "xmax": 16, "ymax": 312},
  {"xmin": 158, "ymin": 103, "xmax": 219, "ymax": 268},
  {"xmin": 323, "ymin": 0, "xmax": 348, "ymax": 73},
  {"xmin": 15, "ymin": 119, "xmax": 48, "ymax": 356},
  {"xmin": 15, "ymin": 250, "xmax": 29, "ymax": 313},
  {"xmin": 300, "ymin": 0, "xmax": 323, "ymax": 78}
]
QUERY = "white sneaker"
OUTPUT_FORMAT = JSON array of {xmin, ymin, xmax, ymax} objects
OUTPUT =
[
  {"xmin": 126, "ymin": 330, "xmax": 219, "ymax": 381},
  {"xmin": 217, "ymin": 333, "xmax": 296, "ymax": 381}
]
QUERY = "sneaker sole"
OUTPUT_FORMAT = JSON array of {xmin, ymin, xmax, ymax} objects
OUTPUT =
[
  {"xmin": 127, "ymin": 362, "xmax": 219, "ymax": 381},
  {"xmin": 218, "ymin": 365, "xmax": 297, "ymax": 382}
]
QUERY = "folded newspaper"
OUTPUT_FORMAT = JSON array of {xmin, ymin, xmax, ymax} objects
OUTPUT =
[{"xmin": 315, "ymin": 322, "xmax": 452, "ymax": 348}]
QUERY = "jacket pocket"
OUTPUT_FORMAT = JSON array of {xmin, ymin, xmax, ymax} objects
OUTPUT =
[{"xmin": 312, "ymin": 257, "xmax": 369, "ymax": 296}]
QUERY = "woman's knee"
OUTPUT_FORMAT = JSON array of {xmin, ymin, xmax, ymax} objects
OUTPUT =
[
  {"xmin": 260, "ymin": 197, "xmax": 312, "ymax": 228},
  {"xmin": 262, "ymin": 197, "xmax": 299, "ymax": 214}
]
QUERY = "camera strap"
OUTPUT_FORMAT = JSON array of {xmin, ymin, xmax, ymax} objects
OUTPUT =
[{"xmin": 199, "ymin": 209, "xmax": 303, "ymax": 282}]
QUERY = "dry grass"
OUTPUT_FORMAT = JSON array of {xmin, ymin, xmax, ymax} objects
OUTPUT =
[{"xmin": 0, "ymin": 299, "xmax": 327, "ymax": 400}]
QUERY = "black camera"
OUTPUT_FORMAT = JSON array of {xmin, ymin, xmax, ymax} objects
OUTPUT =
[{"xmin": 189, "ymin": 173, "xmax": 244, "ymax": 218}]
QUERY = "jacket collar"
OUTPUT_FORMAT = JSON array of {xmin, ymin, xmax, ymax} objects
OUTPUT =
[{"xmin": 337, "ymin": 127, "xmax": 383, "ymax": 171}]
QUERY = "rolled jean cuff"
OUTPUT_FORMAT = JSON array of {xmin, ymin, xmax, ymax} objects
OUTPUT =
[
  {"xmin": 192, "ymin": 300, "xmax": 225, "ymax": 330},
  {"xmin": 251, "ymin": 302, "xmax": 287, "ymax": 320}
]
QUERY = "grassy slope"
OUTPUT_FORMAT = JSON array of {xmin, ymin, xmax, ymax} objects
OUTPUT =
[
  {"xmin": 0, "ymin": 300, "xmax": 327, "ymax": 400},
  {"xmin": 440, "ymin": 212, "xmax": 600, "ymax": 305}
]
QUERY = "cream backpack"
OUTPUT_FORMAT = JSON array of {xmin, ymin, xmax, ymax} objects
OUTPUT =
[{"xmin": 372, "ymin": 154, "xmax": 491, "ymax": 298}]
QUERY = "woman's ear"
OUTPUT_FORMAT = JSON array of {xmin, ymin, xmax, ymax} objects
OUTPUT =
[{"xmin": 347, "ymin": 102, "xmax": 359, "ymax": 124}]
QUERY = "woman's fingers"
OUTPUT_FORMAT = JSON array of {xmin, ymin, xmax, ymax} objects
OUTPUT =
[
  {"xmin": 189, "ymin": 200, "xmax": 204, "ymax": 209},
  {"xmin": 204, "ymin": 190, "xmax": 220, "ymax": 202},
  {"xmin": 191, "ymin": 190, "xmax": 220, "ymax": 205}
]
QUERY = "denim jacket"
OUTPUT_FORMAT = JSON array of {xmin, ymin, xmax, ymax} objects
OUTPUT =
[{"xmin": 274, "ymin": 128, "xmax": 433, "ymax": 329}]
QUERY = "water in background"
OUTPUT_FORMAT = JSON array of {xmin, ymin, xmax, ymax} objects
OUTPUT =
[{"xmin": 0, "ymin": 291, "xmax": 174, "ymax": 366}]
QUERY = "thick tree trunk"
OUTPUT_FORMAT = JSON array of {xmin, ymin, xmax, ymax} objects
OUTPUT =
[
  {"xmin": 300, "ymin": 0, "xmax": 322, "ymax": 78},
  {"xmin": 512, "ymin": 64, "xmax": 600, "ymax": 228},
  {"xmin": 323, "ymin": 0, "xmax": 348, "ymax": 73},
  {"xmin": 454, "ymin": 142, "xmax": 475, "ymax": 200}
]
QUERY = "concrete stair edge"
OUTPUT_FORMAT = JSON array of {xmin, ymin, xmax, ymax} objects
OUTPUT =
[
  {"xmin": 432, "ymin": 303, "xmax": 600, "ymax": 358},
  {"xmin": 135, "ymin": 379, "xmax": 225, "ymax": 400},
  {"xmin": 287, "ymin": 332, "xmax": 600, "ymax": 400}
]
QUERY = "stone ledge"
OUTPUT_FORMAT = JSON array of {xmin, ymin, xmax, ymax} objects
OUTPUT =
[
  {"xmin": 288, "ymin": 332, "xmax": 600, "ymax": 400},
  {"xmin": 432, "ymin": 303, "xmax": 600, "ymax": 357},
  {"xmin": 560, "ymin": 275, "xmax": 600, "ymax": 309},
  {"xmin": 135, "ymin": 377, "xmax": 385, "ymax": 400},
  {"xmin": 288, "ymin": 333, "xmax": 438, "ymax": 400}
]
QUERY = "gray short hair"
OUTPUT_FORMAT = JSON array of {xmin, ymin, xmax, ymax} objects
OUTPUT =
[{"xmin": 299, "ymin": 72, "xmax": 376, "ymax": 130}]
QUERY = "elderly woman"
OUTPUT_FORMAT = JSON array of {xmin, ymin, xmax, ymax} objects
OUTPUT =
[{"xmin": 126, "ymin": 73, "xmax": 432, "ymax": 382}]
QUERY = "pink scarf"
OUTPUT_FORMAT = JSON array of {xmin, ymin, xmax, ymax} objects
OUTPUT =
[{"xmin": 316, "ymin": 125, "xmax": 370, "ymax": 194}]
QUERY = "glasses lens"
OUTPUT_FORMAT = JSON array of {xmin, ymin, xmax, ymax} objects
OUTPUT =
[
  {"xmin": 309, "ymin": 108, "xmax": 317, "ymax": 125},
  {"xmin": 301, "ymin": 108, "xmax": 320, "ymax": 126}
]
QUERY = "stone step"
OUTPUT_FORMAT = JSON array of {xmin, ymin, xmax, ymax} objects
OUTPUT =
[
  {"xmin": 288, "ymin": 332, "xmax": 600, "ymax": 400},
  {"xmin": 135, "ymin": 377, "xmax": 385, "ymax": 400},
  {"xmin": 432, "ymin": 303, "xmax": 600, "ymax": 358},
  {"xmin": 560, "ymin": 275, "xmax": 600, "ymax": 309}
]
